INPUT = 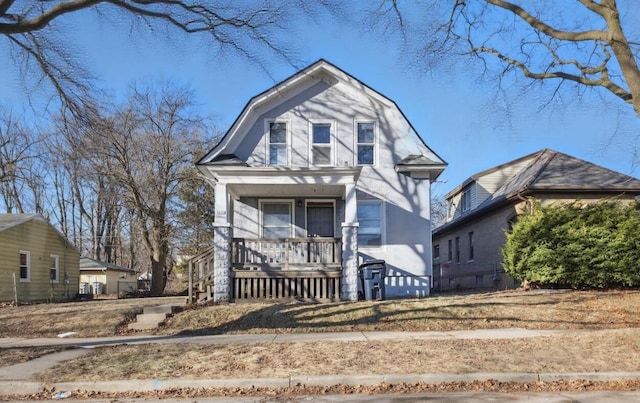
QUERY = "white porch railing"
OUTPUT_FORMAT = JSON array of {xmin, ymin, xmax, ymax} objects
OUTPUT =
[
  {"xmin": 231, "ymin": 237, "xmax": 342, "ymax": 270},
  {"xmin": 188, "ymin": 238, "xmax": 343, "ymax": 303}
]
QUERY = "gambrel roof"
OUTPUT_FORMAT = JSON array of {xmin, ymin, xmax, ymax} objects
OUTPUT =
[{"xmin": 197, "ymin": 58, "xmax": 446, "ymax": 175}]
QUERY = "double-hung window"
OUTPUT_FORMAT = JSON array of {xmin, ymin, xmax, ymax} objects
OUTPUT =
[
  {"xmin": 50, "ymin": 254, "xmax": 59, "ymax": 282},
  {"xmin": 357, "ymin": 201, "xmax": 383, "ymax": 247},
  {"xmin": 19, "ymin": 250, "xmax": 30, "ymax": 282},
  {"xmin": 311, "ymin": 122, "xmax": 332, "ymax": 166},
  {"xmin": 268, "ymin": 122, "xmax": 288, "ymax": 166},
  {"xmin": 468, "ymin": 232, "xmax": 475, "ymax": 261},
  {"xmin": 357, "ymin": 122, "xmax": 375, "ymax": 165},
  {"xmin": 261, "ymin": 201, "xmax": 293, "ymax": 238},
  {"xmin": 461, "ymin": 187, "xmax": 472, "ymax": 212}
]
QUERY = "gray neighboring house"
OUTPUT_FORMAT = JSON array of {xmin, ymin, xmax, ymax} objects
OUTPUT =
[
  {"xmin": 195, "ymin": 59, "xmax": 447, "ymax": 303},
  {"xmin": 432, "ymin": 148, "xmax": 640, "ymax": 292}
]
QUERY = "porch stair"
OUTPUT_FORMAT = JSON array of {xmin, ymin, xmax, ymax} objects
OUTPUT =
[
  {"xmin": 187, "ymin": 246, "xmax": 216, "ymax": 305},
  {"xmin": 197, "ymin": 284, "xmax": 214, "ymax": 304},
  {"xmin": 127, "ymin": 304, "xmax": 183, "ymax": 330}
]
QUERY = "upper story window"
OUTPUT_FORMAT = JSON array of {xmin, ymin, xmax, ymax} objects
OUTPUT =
[
  {"xmin": 357, "ymin": 122, "xmax": 375, "ymax": 165},
  {"xmin": 50, "ymin": 254, "xmax": 59, "ymax": 282},
  {"xmin": 19, "ymin": 250, "xmax": 30, "ymax": 282},
  {"xmin": 311, "ymin": 122, "xmax": 333, "ymax": 166},
  {"xmin": 268, "ymin": 121, "xmax": 288, "ymax": 166},
  {"xmin": 461, "ymin": 187, "xmax": 472, "ymax": 212},
  {"xmin": 433, "ymin": 244, "xmax": 440, "ymax": 260}
]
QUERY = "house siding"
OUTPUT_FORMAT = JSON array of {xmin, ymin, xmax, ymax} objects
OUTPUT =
[
  {"xmin": 475, "ymin": 159, "xmax": 532, "ymax": 201},
  {"xmin": 80, "ymin": 270, "xmax": 137, "ymax": 295},
  {"xmin": 199, "ymin": 60, "xmax": 446, "ymax": 300},
  {"xmin": 232, "ymin": 78, "xmax": 437, "ymax": 297},
  {"xmin": 433, "ymin": 192, "xmax": 640, "ymax": 292},
  {"xmin": 0, "ymin": 218, "xmax": 79, "ymax": 302}
]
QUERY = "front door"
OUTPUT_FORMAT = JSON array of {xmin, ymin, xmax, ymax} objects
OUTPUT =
[{"xmin": 307, "ymin": 202, "xmax": 334, "ymax": 237}]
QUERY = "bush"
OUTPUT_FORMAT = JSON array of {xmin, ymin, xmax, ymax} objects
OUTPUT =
[{"xmin": 502, "ymin": 200, "xmax": 640, "ymax": 288}]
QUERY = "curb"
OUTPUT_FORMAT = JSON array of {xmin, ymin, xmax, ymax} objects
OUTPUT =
[{"xmin": 3, "ymin": 372, "xmax": 640, "ymax": 396}]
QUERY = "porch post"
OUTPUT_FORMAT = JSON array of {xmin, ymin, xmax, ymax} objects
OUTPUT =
[
  {"xmin": 213, "ymin": 182, "xmax": 232, "ymax": 302},
  {"xmin": 341, "ymin": 182, "xmax": 359, "ymax": 301},
  {"xmin": 213, "ymin": 223, "xmax": 232, "ymax": 302}
]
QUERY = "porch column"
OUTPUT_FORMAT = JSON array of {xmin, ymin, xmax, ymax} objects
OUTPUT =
[
  {"xmin": 341, "ymin": 182, "xmax": 359, "ymax": 301},
  {"xmin": 213, "ymin": 181, "xmax": 231, "ymax": 302},
  {"xmin": 213, "ymin": 223, "xmax": 232, "ymax": 302}
]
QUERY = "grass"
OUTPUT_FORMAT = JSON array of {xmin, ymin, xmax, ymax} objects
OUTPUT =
[
  {"xmin": 157, "ymin": 289, "xmax": 640, "ymax": 336},
  {"xmin": 2, "ymin": 289, "xmax": 640, "ymax": 383}
]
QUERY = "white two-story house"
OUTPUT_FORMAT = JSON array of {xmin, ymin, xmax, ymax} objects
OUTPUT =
[{"xmin": 195, "ymin": 59, "xmax": 446, "ymax": 302}]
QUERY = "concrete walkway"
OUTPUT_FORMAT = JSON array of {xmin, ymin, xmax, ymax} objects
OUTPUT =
[{"xmin": 1, "ymin": 328, "xmax": 640, "ymax": 398}]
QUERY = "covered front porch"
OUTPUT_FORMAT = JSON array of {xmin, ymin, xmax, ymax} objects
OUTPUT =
[{"xmin": 190, "ymin": 165, "xmax": 362, "ymax": 303}]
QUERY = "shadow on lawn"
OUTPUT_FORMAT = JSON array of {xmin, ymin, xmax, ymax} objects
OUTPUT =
[{"xmin": 169, "ymin": 290, "xmax": 638, "ymax": 337}]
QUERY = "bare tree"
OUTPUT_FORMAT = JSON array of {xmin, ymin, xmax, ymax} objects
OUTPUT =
[
  {"xmin": 0, "ymin": 110, "xmax": 45, "ymax": 213},
  {"xmin": 394, "ymin": 1, "xmax": 640, "ymax": 118},
  {"xmin": 1, "ymin": 0, "xmax": 337, "ymax": 115},
  {"xmin": 86, "ymin": 80, "xmax": 212, "ymax": 296}
]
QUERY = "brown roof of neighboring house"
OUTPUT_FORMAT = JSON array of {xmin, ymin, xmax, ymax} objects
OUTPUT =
[
  {"xmin": 434, "ymin": 149, "xmax": 640, "ymax": 235},
  {"xmin": 481, "ymin": 149, "xmax": 640, "ymax": 208}
]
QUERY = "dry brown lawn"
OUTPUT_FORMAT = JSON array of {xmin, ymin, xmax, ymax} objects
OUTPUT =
[
  {"xmin": 2, "ymin": 289, "xmax": 640, "ymax": 383},
  {"xmin": 158, "ymin": 289, "xmax": 640, "ymax": 335},
  {"xmin": 35, "ymin": 328, "xmax": 640, "ymax": 382},
  {"xmin": 0, "ymin": 296, "xmax": 185, "ymax": 338}
]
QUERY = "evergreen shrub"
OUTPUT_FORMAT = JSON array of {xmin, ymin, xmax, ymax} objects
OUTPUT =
[{"xmin": 502, "ymin": 200, "xmax": 640, "ymax": 288}]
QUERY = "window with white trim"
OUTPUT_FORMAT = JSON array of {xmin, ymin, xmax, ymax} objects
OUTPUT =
[
  {"xmin": 357, "ymin": 201, "xmax": 383, "ymax": 247},
  {"xmin": 261, "ymin": 201, "xmax": 293, "ymax": 238},
  {"xmin": 19, "ymin": 250, "xmax": 30, "ymax": 282},
  {"xmin": 357, "ymin": 122, "xmax": 375, "ymax": 165},
  {"xmin": 268, "ymin": 121, "xmax": 288, "ymax": 166},
  {"xmin": 311, "ymin": 122, "xmax": 333, "ymax": 166},
  {"xmin": 50, "ymin": 254, "xmax": 59, "ymax": 282}
]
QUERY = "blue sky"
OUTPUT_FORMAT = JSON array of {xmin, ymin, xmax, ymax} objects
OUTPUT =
[{"xmin": 3, "ymin": 4, "xmax": 639, "ymax": 199}]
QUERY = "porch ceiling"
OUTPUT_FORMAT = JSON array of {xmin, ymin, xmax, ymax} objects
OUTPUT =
[
  {"xmin": 199, "ymin": 166, "xmax": 361, "ymax": 199},
  {"xmin": 229, "ymin": 183, "xmax": 345, "ymax": 198}
]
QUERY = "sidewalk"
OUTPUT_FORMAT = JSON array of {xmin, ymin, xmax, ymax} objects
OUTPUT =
[{"xmin": 2, "ymin": 328, "xmax": 640, "ymax": 397}]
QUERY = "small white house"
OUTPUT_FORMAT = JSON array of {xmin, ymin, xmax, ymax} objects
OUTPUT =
[
  {"xmin": 79, "ymin": 257, "xmax": 137, "ymax": 296},
  {"xmin": 195, "ymin": 59, "xmax": 446, "ymax": 302}
]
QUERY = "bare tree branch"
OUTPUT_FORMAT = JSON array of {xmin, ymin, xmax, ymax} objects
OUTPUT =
[
  {"xmin": 2, "ymin": 0, "xmax": 328, "ymax": 116},
  {"xmin": 485, "ymin": 0, "xmax": 608, "ymax": 42},
  {"xmin": 418, "ymin": 0, "xmax": 640, "ymax": 117}
]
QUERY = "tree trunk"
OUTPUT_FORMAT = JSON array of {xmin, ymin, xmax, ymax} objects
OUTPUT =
[{"xmin": 149, "ymin": 253, "xmax": 165, "ymax": 297}]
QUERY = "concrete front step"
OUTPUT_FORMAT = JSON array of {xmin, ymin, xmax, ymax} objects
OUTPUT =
[
  {"xmin": 135, "ymin": 313, "xmax": 168, "ymax": 323},
  {"xmin": 143, "ymin": 304, "xmax": 181, "ymax": 315},
  {"xmin": 128, "ymin": 321, "xmax": 163, "ymax": 330},
  {"xmin": 128, "ymin": 304, "xmax": 183, "ymax": 331}
]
